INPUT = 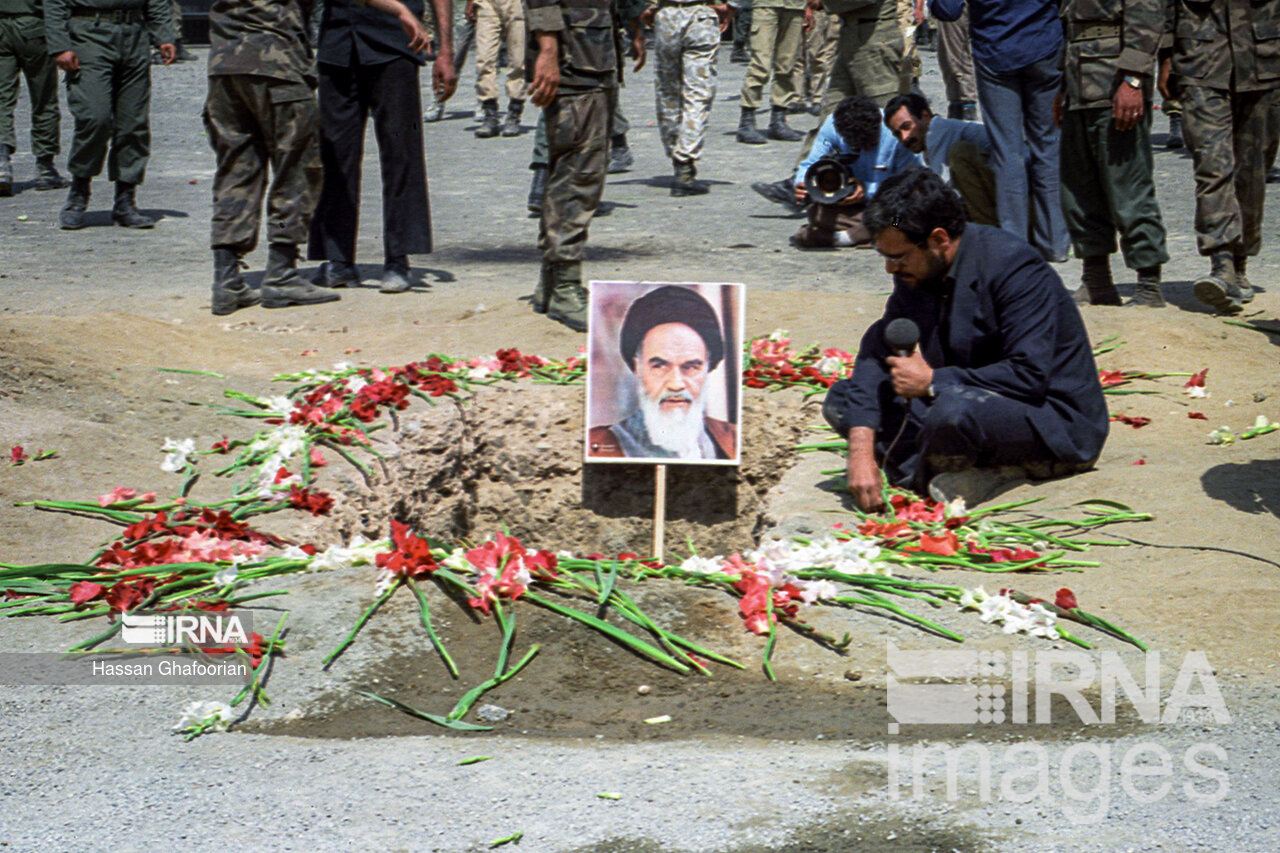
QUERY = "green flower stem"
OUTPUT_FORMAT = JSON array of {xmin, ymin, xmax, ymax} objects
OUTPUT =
[
  {"xmin": 357, "ymin": 690, "xmax": 492, "ymax": 731},
  {"xmin": 521, "ymin": 591, "xmax": 690, "ymax": 673},
  {"xmin": 830, "ymin": 593, "xmax": 965, "ymax": 642},
  {"xmin": 447, "ymin": 645, "xmax": 540, "ymax": 722},
  {"xmin": 762, "ymin": 595, "xmax": 778, "ymax": 681},
  {"xmin": 322, "ymin": 579, "xmax": 402, "ymax": 667},
  {"xmin": 68, "ymin": 618, "xmax": 123, "ymax": 652},
  {"xmin": 230, "ymin": 610, "xmax": 289, "ymax": 707},
  {"xmin": 405, "ymin": 577, "xmax": 458, "ymax": 678}
]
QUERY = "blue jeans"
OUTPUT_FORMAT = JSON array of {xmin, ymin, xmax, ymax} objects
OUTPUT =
[{"xmin": 974, "ymin": 49, "xmax": 1069, "ymax": 262}]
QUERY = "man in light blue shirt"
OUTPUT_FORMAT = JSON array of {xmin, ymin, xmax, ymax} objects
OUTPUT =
[
  {"xmin": 791, "ymin": 94, "xmax": 921, "ymax": 248},
  {"xmin": 883, "ymin": 91, "xmax": 997, "ymax": 226}
]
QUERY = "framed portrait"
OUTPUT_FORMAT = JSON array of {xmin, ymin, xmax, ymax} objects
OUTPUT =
[{"xmin": 585, "ymin": 281, "xmax": 744, "ymax": 465}]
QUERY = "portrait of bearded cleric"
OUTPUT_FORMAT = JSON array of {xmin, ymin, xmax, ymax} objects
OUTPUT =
[{"xmin": 586, "ymin": 283, "xmax": 743, "ymax": 464}]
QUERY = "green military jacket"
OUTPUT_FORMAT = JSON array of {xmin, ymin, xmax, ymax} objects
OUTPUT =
[
  {"xmin": 207, "ymin": 0, "xmax": 315, "ymax": 87},
  {"xmin": 0, "ymin": 0, "xmax": 43, "ymax": 16},
  {"xmin": 527, "ymin": 0, "xmax": 644, "ymax": 92},
  {"xmin": 1168, "ymin": 0, "xmax": 1280, "ymax": 92},
  {"xmin": 44, "ymin": 0, "xmax": 173, "ymax": 55},
  {"xmin": 1060, "ymin": 0, "xmax": 1163, "ymax": 110}
]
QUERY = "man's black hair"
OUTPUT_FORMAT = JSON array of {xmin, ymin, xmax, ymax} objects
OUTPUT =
[
  {"xmin": 882, "ymin": 92, "xmax": 932, "ymax": 129},
  {"xmin": 864, "ymin": 167, "xmax": 967, "ymax": 243},
  {"xmin": 832, "ymin": 95, "xmax": 883, "ymax": 152}
]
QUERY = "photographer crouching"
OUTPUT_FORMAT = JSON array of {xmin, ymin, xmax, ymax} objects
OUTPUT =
[{"xmin": 791, "ymin": 95, "xmax": 921, "ymax": 249}]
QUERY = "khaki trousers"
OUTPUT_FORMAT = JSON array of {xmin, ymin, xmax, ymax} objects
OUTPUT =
[{"xmin": 474, "ymin": 0, "xmax": 526, "ymax": 103}]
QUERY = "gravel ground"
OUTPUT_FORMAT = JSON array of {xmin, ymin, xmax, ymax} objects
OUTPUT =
[{"xmin": 1, "ymin": 31, "xmax": 1279, "ymax": 853}]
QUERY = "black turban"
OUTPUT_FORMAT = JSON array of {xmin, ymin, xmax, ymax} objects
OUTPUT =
[{"xmin": 619, "ymin": 285, "xmax": 724, "ymax": 373}]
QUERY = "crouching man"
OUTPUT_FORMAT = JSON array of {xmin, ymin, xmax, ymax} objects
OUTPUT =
[{"xmin": 822, "ymin": 168, "xmax": 1109, "ymax": 509}]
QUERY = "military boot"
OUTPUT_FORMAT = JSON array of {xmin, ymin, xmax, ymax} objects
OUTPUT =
[
  {"xmin": 607, "ymin": 134, "xmax": 633, "ymax": 173},
  {"xmin": 960, "ymin": 102, "xmax": 979, "ymax": 121},
  {"xmin": 1073, "ymin": 255, "xmax": 1121, "ymax": 305},
  {"xmin": 730, "ymin": 43, "xmax": 749, "ymax": 64},
  {"xmin": 545, "ymin": 261, "xmax": 588, "ymax": 332},
  {"xmin": 671, "ymin": 158, "xmax": 708, "ymax": 197},
  {"xmin": 1233, "ymin": 254, "xmax": 1255, "ymax": 303},
  {"xmin": 1193, "ymin": 251, "xmax": 1244, "ymax": 315},
  {"xmin": 0, "ymin": 144, "xmax": 12, "ymax": 197},
  {"xmin": 59, "ymin": 177, "xmax": 91, "ymax": 230},
  {"xmin": 261, "ymin": 243, "xmax": 341, "ymax": 308},
  {"xmin": 500, "ymin": 100, "xmax": 524, "ymax": 137},
  {"xmin": 211, "ymin": 248, "xmax": 260, "ymax": 316},
  {"xmin": 475, "ymin": 99, "xmax": 500, "ymax": 138},
  {"xmin": 736, "ymin": 107, "xmax": 767, "ymax": 145},
  {"xmin": 527, "ymin": 165, "xmax": 547, "ymax": 215},
  {"xmin": 766, "ymin": 106, "xmax": 805, "ymax": 141},
  {"xmin": 174, "ymin": 42, "xmax": 196, "ymax": 62},
  {"xmin": 33, "ymin": 155, "xmax": 68, "ymax": 191},
  {"xmin": 947, "ymin": 102, "xmax": 964, "ymax": 119},
  {"xmin": 530, "ymin": 262, "xmax": 552, "ymax": 314},
  {"xmin": 112, "ymin": 182, "xmax": 156, "ymax": 228},
  {"xmin": 1127, "ymin": 265, "xmax": 1165, "ymax": 308},
  {"xmin": 1165, "ymin": 114, "xmax": 1183, "ymax": 149}
]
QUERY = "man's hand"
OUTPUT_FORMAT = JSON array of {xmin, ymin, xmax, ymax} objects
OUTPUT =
[
  {"xmin": 399, "ymin": 11, "xmax": 431, "ymax": 51},
  {"xmin": 1157, "ymin": 56, "xmax": 1172, "ymax": 102},
  {"xmin": 54, "ymin": 50, "xmax": 79, "ymax": 72},
  {"xmin": 886, "ymin": 350, "xmax": 934, "ymax": 398},
  {"xmin": 793, "ymin": 182, "xmax": 808, "ymax": 205},
  {"xmin": 803, "ymin": 5, "xmax": 814, "ymax": 31},
  {"xmin": 846, "ymin": 427, "xmax": 885, "ymax": 512},
  {"xmin": 836, "ymin": 181, "xmax": 865, "ymax": 206},
  {"xmin": 1112, "ymin": 79, "xmax": 1144, "ymax": 132},
  {"xmin": 528, "ymin": 34, "xmax": 560, "ymax": 107},
  {"xmin": 629, "ymin": 29, "xmax": 646, "ymax": 72},
  {"xmin": 433, "ymin": 49, "xmax": 458, "ymax": 102},
  {"xmin": 913, "ymin": 0, "xmax": 925, "ymax": 26},
  {"xmin": 713, "ymin": 4, "xmax": 733, "ymax": 33},
  {"xmin": 158, "ymin": 43, "xmax": 176, "ymax": 65},
  {"xmin": 464, "ymin": 0, "xmax": 477, "ymax": 22}
]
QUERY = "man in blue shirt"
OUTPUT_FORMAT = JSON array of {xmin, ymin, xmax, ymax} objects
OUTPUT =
[
  {"xmin": 929, "ymin": 0, "xmax": 1068, "ymax": 263},
  {"xmin": 883, "ymin": 91, "xmax": 996, "ymax": 226},
  {"xmin": 791, "ymin": 94, "xmax": 920, "ymax": 248}
]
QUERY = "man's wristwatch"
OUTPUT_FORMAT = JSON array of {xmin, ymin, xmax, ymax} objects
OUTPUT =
[
  {"xmin": 1122, "ymin": 74, "xmax": 1143, "ymax": 90},
  {"xmin": 926, "ymin": 383, "xmax": 936, "ymax": 399}
]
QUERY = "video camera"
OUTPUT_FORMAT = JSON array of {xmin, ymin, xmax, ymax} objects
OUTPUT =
[{"xmin": 803, "ymin": 156, "xmax": 862, "ymax": 205}]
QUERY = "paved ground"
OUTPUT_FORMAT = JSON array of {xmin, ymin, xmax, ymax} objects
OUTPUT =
[{"xmin": 1, "ymin": 36, "xmax": 1279, "ymax": 853}]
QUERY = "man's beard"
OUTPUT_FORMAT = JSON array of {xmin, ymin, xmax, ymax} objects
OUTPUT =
[{"xmin": 639, "ymin": 390, "xmax": 707, "ymax": 457}]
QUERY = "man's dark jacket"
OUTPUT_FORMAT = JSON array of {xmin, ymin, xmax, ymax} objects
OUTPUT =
[
  {"xmin": 825, "ymin": 224, "xmax": 1109, "ymax": 467},
  {"xmin": 318, "ymin": 0, "xmax": 426, "ymax": 67}
]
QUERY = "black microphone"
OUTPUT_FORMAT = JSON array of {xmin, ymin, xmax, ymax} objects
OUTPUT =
[{"xmin": 884, "ymin": 318, "xmax": 920, "ymax": 357}]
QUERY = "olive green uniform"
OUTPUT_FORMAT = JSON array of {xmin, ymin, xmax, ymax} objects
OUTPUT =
[
  {"xmin": 820, "ymin": 0, "xmax": 901, "ymax": 113},
  {"xmin": 0, "ymin": 0, "xmax": 61, "ymax": 159},
  {"xmin": 44, "ymin": 0, "xmax": 172, "ymax": 184},
  {"xmin": 1058, "ymin": 0, "xmax": 1168, "ymax": 272},
  {"xmin": 1170, "ymin": 0, "xmax": 1280, "ymax": 258}
]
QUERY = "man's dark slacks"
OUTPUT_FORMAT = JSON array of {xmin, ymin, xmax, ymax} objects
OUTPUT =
[{"xmin": 308, "ymin": 57, "xmax": 432, "ymax": 264}]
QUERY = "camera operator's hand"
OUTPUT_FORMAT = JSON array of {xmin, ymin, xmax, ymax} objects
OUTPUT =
[
  {"xmin": 793, "ymin": 182, "xmax": 808, "ymax": 205},
  {"xmin": 836, "ymin": 181, "xmax": 865, "ymax": 206},
  {"xmin": 846, "ymin": 427, "xmax": 885, "ymax": 512},
  {"xmin": 887, "ymin": 350, "xmax": 934, "ymax": 399}
]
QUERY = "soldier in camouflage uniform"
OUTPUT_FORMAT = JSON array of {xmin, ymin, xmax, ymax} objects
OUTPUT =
[
  {"xmin": 0, "ymin": 0, "xmax": 68, "ymax": 195},
  {"xmin": 1165, "ymin": 0, "xmax": 1280, "ymax": 315},
  {"xmin": 526, "ymin": 0, "xmax": 643, "ymax": 331},
  {"xmin": 1059, "ymin": 0, "xmax": 1169, "ymax": 308},
  {"xmin": 45, "ymin": 0, "xmax": 173, "ymax": 229},
  {"xmin": 203, "ymin": 0, "xmax": 427, "ymax": 315},
  {"xmin": 645, "ymin": 0, "xmax": 731, "ymax": 193},
  {"xmin": 821, "ymin": 0, "xmax": 902, "ymax": 114}
]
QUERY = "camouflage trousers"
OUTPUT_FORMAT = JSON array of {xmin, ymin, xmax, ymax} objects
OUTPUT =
[
  {"xmin": 1060, "ymin": 106, "xmax": 1168, "ymax": 270},
  {"xmin": 204, "ymin": 75, "xmax": 322, "ymax": 253},
  {"xmin": 0, "ymin": 14, "xmax": 60, "ymax": 157},
  {"xmin": 539, "ymin": 88, "xmax": 612, "ymax": 264},
  {"xmin": 654, "ymin": 5, "xmax": 719, "ymax": 163},
  {"xmin": 1180, "ymin": 84, "xmax": 1270, "ymax": 257}
]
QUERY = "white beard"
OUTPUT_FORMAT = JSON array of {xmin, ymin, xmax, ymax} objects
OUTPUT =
[{"xmin": 639, "ymin": 390, "xmax": 707, "ymax": 457}]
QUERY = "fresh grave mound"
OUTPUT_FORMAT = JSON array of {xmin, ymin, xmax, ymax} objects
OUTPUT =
[{"xmin": 331, "ymin": 383, "xmax": 816, "ymax": 556}]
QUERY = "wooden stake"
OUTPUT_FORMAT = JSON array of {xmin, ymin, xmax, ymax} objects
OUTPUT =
[{"xmin": 653, "ymin": 464, "xmax": 667, "ymax": 561}]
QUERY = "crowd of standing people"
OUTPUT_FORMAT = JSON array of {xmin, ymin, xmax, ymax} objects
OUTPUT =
[{"xmin": 0, "ymin": 1, "xmax": 1276, "ymax": 325}]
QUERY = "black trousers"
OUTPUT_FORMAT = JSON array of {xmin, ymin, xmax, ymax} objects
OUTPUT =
[{"xmin": 308, "ymin": 57, "xmax": 431, "ymax": 264}]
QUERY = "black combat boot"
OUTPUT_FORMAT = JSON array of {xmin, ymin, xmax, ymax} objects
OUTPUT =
[
  {"xmin": 1165, "ymin": 114, "xmax": 1183, "ymax": 149},
  {"xmin": 1128, "ymin": 265, "xmax": 1165, "ymax": 308},
  {"xmin": 261, "ymin": 243, "xmax": 341, "ymax": 308},
  {"xmin": 607, "ymin": 133, "xmax": 633, "ymax": 173},
  {"xmin": 475, "ymin": 99, "xmax": 500, "ymax": 138},
  {"xmin": 545, "ymin": 261, "xmax": 588, "ymax": 332},
  {"xmin": 1193, "ymin": 250, "xmax": 1244, "ymax": 315},
  {"xmin": 671, "ymin": 158, "xmax": 708, "ymax": 197},
  {"xmin": 766, "ymin": 106, "xmax": 804, "ymax": 141},
  {"xmin": 33, "ymin": 155, "xmax": 68, "ymax": 191},
  {"xmin": 960, "ymin": 102, "xmax": 979, "ymax": 121},
  {"xmin": 736, "ymin": 107, "xmax": 767, "ymax": 145},
  {"xmin": 112, "ymin": 182, "xmax": 156, "ymax": 228},
  {"xmin": 1233, "ymin": 254, "xmax": 1255, "ymax": 303},
  {"xmin": 59, "ymin": 176, "xmax": 91, "ymax": 230},
  {"xmin": 947, "ymin": 102, "xmax": 964, "ymax": 119},
  {"xmin": 174, "ymin": 42, "xmax": 196, "ymax": 62},
  {"xmin": 527, "ymin": 165, "xmax": 547, "ymax": 215},
  {"xmin": 211, "ymin": 248, "xmax": 260, "ymax": 316},
  {"xmin": 500, "ymin": 100, "xmax": 524, "ymax": 137},
  {"xmin": 730, "ymin": 43, "xmax": 749, "ymax": 63},
  {"xmin": 0, "ymin": 144, "xmax": 12, "ymax": 197},
  {"xmin": 530, "ymin": 262, "xmax": 552, "ymax": 314},
  {"xmin": 1072, "ymin": 255, "xmax": 1121, "ymax": 305}
]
